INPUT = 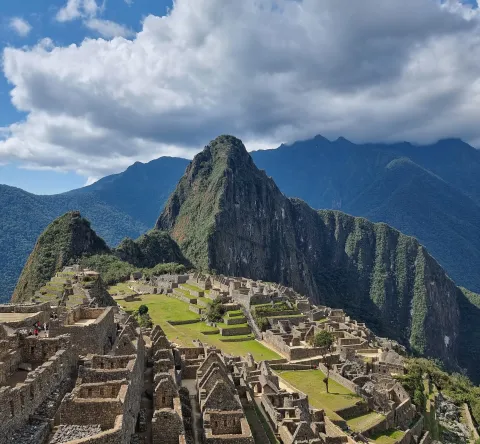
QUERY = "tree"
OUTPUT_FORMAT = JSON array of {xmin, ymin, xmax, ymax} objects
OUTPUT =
[
  {"xmin": 323, "ymin": 362, "xmax": 331, "ymax": 393},
  {"xmin": 206, "ymin": 299, "xmax": 225, "ymax": 323},
  {"xmin": 311, "ymin": 330, "xmax": 335, "ymax": 351},
  {"xmin": 138, "ymin": 304, "xmax": 149, "ymax": 316}
]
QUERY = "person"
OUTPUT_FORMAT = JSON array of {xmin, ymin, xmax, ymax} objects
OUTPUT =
[
  {"xmin": 34, "ymin": 328, "xmax": 38, "ymax": 336},
  {"xmin": 43, "ymin": 322, "xmax": 47, "ymax": 332}
]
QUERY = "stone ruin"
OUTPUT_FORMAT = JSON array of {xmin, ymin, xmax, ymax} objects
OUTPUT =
[
  {"xmin": 0, "ymin": 267, "xmax": 443, "ymax": 444},
  {"xmin": 0, "ymin": 293, "xmax": 144, "ymax": 444}
]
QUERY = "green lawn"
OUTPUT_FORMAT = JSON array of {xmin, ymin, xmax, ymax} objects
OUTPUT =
[
  {"xmin": 181, "ymin": 283, "xmax": 204, "ymax": 292},
  {"xmin": 226, "ymin": 310, "xmax": 244, "ymax": 317},
  {"xmin": 370, "ymin": 429, "xmax": 405, "ymax": 444},
  {"xmin": 346, "ymin": 411, "xmax": 385, "ymax": 433},
  {"xmin": 277, "ymin": 370, "xmax": 363, "ymax": 420},
  {"xmin": 108, "ymin": 282, "xmax": 136, "ymax": 296},
  {"xmin": 118, "ymin": 293, "xmax": 280, "ymax": 361}
]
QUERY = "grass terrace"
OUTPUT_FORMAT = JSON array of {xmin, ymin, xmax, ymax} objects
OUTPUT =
[
  {"xmin": 118, "ymin": 293, "xmax": 281, "ymax": 361},
  {"xmin": 276, "ymin": 370, "xmax": 364, "ymax": 421},
  {"xmin": 370, "ymin": 429, "xmax": 405, "ymax": 444},
  {"xmin": 180, "ymin": 283, "xmax": 204, "ymax": 292},
  {"xmin": 226, "ymin": 310, "xmax": 244, "ymax": 317},
  {"xmin": 346, "ymin": 411, "xmax": 385, "ymax": 433},
  {"xmin": 109, "ymin": 282, "xmax": 136, "ymax": 297}
]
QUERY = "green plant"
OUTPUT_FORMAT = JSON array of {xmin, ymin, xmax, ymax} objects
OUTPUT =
[
  {"xmin": 310, "ymin": 330, "xmax": 335, "ymax": 350},
  {"xmin": 138, "ymin": 304, "xmax": 149, "ymax": 315},
  {"xmin": 255, "ymin": 316, "xmax": 270, "ymax": 332},
  {"xmin": 206, "ymin": 299, "xmax": 225, "ymax": 323}
]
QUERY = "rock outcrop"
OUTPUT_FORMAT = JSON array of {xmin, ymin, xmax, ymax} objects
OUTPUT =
[
  {"xmin": 157, "ymin": 135, "xmax": 480, "ymax": 380},
  {"xmin": 12, "ymin": 211, "xmax": 110, "ymax": 303}
]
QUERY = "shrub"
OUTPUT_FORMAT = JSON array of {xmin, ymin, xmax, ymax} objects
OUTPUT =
[
  {"xmin": 138, "ymin": 304, "xmax": 149, "ymax": 315},
  {"xmin": 310, "ymin": 330, "xmax": 335, "ymax": 350},
  {"xmin": 206, "ymin": 299, "xmax": 225, "ymax": 323},
  {"xmin": 255, "ymin": 316, "xmax": 270, "ymax": 332}
]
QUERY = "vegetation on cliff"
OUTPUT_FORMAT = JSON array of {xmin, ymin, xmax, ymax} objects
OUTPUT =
[
  {"xmin": 157, "ymin": 134, "xmax": 480, "ymax": 381},
  {"xmin": 3, "ymin": 136, "xmax": 480, "ymax": 303},
  {"xmin": 80, "ymin": 254, "xmax": 187, "ymax": 285},
  {"xmin": 397, "ymin": 358, "xmax": 480, "ymax": 426},
  {"xmin": 115, "ymin": 229, "xmax": 189, "ymax": 268},
  {"xmin": 11, "ymin": 211, "xmax": 110, "ymax": 303}
]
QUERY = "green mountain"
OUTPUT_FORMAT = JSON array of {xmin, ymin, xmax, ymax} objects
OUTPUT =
[
  {"xmin": 252, "ymin": 137, "xmax": 480, "ymax": 292},
  {"xmin": 69, "ymin": 156, "xmax": 189, "ymax": 227},
  {"xmin": 345, "ymin": 158, "xmax": 480, "ymax": 291},
  {"xmin": 115, "ymin": 229, "xmax": 189, "ymax": 268},
  {"xmin": 12, "ymin": 211, "xmax": 110, "ymax": 303},
  {"xmin": 0, "ymin": 157, "xmax": 188, "ymax": 302},
  {"xmin": 3, "ymin": 136, "xmax": 480, "ymax": 303},
  {"xmin": 157, "ymin": 135, "xmax": 480, "ymax": 381}
]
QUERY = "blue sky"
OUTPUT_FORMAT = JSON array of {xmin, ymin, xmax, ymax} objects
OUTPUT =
[
  {"xmin": 0, "ymin": 0, "xmax": 173, "ymax": 194},
  {"xmin": 1, "ymin": 0, "xmax": 480, "ymax": 195}
]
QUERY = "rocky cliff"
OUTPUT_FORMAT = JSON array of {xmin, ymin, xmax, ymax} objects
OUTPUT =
[
  {"xmin": 157, "ymin": 135, "xmax": 480, "ymax": 379},
  {"xmin": 12, "ymin": 211, "xmax": 110, "ymax": 303}
]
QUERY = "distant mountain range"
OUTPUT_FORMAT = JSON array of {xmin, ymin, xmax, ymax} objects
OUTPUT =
[{"xmin": 1, "ymin": 135, "xmax": 480, "ymax": 302}]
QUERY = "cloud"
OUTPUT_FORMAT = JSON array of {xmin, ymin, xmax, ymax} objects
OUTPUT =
[
  {"xmin": 3, "ymin": 0, "xmax": 480, "ymax": 178},
  {"xmin": 9, "ymin": 17, "xmax": 32, "ymax": 37},
  {"xmin": 85, "ymin": 18, "xmax": 134, "ymax": 38},
  {"xmin": 55, "ymin": 0, "xmax": 103, "ymax": 22}
]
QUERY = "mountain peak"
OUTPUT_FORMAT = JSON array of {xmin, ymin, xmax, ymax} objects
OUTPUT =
[
  {"xmin": 11, "ymin": 211, "xmax": 110, "ymax": 303},
  {"xmin": 199, "ymin": 135, "xmax": 253, "ymax": 170},
  {"xmin": 156, "ymin": 135, "xmax": 272, "ymax": 269},
  {"xmin": 156, "ymin": 137, "xmax": 471, "ymax": 371}
]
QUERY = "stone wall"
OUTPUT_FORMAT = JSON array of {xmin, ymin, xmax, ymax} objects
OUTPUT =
[
  {"xmin": 78, "ymin": 355, "xmax": 136, "ymax": 383},
  {"xmin": 219, "ymin": 326, "xmax": 251, "ymax": 336},
  {"xmin": 189, "ymin": 304, "xmax": 203, "ymax": 314},
  {"xmin": 152, "ymin": 409, "xmax": 185, "ymax": 444},
  {"xmin": 318, "ymin": 363, "xmax": 360, "ymax": 395},
  {"xmin": 50, "ymin": 307, "xmax": 116, "ymax": 356},
  {"xmin": 53, "ymin": 415, "xmax": 124, "ymax": 444},
  {"xmin": 394, "ymin": 398, "xmax": 415, "ymax": 428},
  {"xmin": 335, "ymin": 402, "xmax": 369, "ymax": 420},
  {"xmin": 225, "ymin": 316, "xmax": 248, "ymax": 325},
  {"xmin": 168, "ymin": 319, "xmax": 201, "ymax": 326},
  {"xmin": 58, "ymin": 381, "xmax": 126, "ymax": 429},
  {"xmin": 0, "ymin": 302, "xmax": 51, "ymax": 314},
  {"xmin": 0, "ymin": 347, "xmax": 75, "ymax": 444}
]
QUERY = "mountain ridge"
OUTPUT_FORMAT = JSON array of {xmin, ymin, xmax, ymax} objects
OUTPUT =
[{"xmin": 2, "ymin": 134, "xmax": 480, "ymax": 302}]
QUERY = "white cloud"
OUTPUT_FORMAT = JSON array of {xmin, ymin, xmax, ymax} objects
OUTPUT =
[
  {"xmin": 124, "ymin": 0, "xmax": 133, "ymax": 5},
  {"xmin": 85, "ymin": 176, "xmax": 99, "ymax": 185},
  {"xmin": 55, "ymin": 0, "xmax": 103, "ymax": 22},
  {"xmin": 56, "ymin": 0, "xmax": 82, "ymax": 22},
  {"xmin": 3, "ymin": 0, "xmax": 480, "ymax": 178},
  {"xmin": 9, "ymin": 17, "xmax": 32, "ymax": 37},
  {"xmin": 85, "ymin": 18, "xmax": 134, "ymax": 38}
]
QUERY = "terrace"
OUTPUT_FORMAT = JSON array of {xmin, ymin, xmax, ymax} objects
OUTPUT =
[{"xmin": 117, "ymin": 292, "xmax": 281, "ymax": 361}]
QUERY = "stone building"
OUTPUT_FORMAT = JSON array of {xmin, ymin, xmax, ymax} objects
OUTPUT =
[
  {"xmin": 50, "ymin": 316, "xmax": 144, "ymax": 444},
  {"xmin": 0, "ymin": 324, "xmax": 75, "ymax": 444},
  {"xmin": 197, "ymin": 351, "xmax": 254, "ymax": 443},
  {"xmin": 49, "ymin": 306, "xmax": 116, "ymax": 356}
]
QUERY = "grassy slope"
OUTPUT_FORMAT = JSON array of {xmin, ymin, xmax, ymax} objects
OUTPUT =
[
  {"xmin": 117, "ymin": 293, "xmax": 280, "ymax": 361},
  {"xmin": 277, "ymin": 370, "xmax": 362, "ymax": 419}
]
